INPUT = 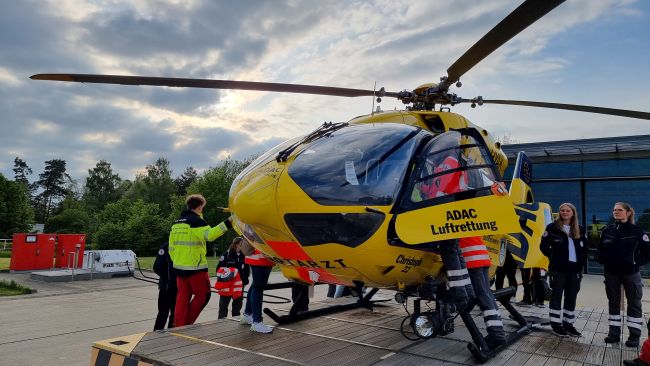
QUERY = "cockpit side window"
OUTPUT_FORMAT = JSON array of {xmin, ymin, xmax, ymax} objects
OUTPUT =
[{"xmin": 407, "ymin": 130, "xmax": 499, "ymax": 206}]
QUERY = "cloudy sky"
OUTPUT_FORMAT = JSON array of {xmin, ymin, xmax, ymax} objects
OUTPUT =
[{"xmin": 1, "ymin": 0, "xmax": 649, "ymax": 182}]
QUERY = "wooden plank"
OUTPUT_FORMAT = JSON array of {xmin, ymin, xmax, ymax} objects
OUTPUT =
[
  {"xmin": 503, "ymin": 351, "xmax": 533, "ymax": 365},
  {"xmin": 542, "ymin": 357, "xmax": 565, "ymax": 366},
  {"xmin": 562, "ymin": 360, "xmax": 583, "ymax": 366},
  {"xmin": 583, "ymin": 320, "xmax": 598, "ymax": 332},
  {"xmin": 481, "ymin": 348, "xmax": 515, "ymax": 366},
  {"xmin": 553, "ymin": 340, "xmax": 589, "ymax": 362},
  {"xmin": 372, "ymin": 353, "xmax": 445, "ymax": 365},
  {"xmin": 583, "ymin": 345, "xmax": 605, "ymax": 364},
  {"xmin": 622, "ymin": 348, "xmax": 638, "ymax": 363},
  {"xmin": 307, "ymin": 343, "xmax": 387, "ymax": 366},
  {"xmin": 535, "ymin": 336, "xmax": 560, "ymax": 356},
  {"xmin": 523, "ymin": 354, "xmax": 548, "ymax": 366},
  {"xmin": 283, "ymin": 338, "xmax": 352, "ymax": 363},
  {"xmin": 603, "ymin": 347, "xmax": 621, "ymax": 366}
]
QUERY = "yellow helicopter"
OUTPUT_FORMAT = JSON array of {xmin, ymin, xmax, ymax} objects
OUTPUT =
[{"xmin": 30, "ymin": 0, "xmax": 650, "ymax": 362}]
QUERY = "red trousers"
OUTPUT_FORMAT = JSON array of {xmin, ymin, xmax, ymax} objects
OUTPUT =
[{"xmin": 174, "ymin": 271, "xmax": 211, "ymax": 327}]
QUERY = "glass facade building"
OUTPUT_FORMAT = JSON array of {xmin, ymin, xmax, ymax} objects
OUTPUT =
[{"xmin": 502, "ymin": 135, "xmax": 650, "ymax": 276}]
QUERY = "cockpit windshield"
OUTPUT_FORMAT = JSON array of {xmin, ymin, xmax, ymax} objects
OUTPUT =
[
  {"xmin": 409, "ymin": 130, "xmax": 499, "ymax": 204},
  {"xmin": 288, "ymin": 123, "xmax": 425, "ymax": 206}
]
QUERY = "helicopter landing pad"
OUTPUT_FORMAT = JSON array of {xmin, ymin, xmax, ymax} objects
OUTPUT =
[{"xmin": 91, "ymin": 297, "xmax": 645, "ymax": 366}]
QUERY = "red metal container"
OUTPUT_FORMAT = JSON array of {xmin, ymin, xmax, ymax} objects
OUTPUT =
[
  {"xmin": 10, "ymin": 233, "xmax": 56, "ymax": 271},
  {"xmin": 54, "ymin": 234, "xmax": 86, "ymax": 268}
]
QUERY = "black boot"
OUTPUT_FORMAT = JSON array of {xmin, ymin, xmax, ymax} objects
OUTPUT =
[
  {"xmin": 623, "ymin": 359, "xmax": 650, "ymax": 366},
  {"xmin": 562, "ymin": 322, "xmax": 581, "ymax": 337},
  {"xmin": 551, "ymin": 324, "xmax": 568, "ymax": 337},
  {"xmin": 626, "ymin": 334, "xmax": 641, "ymax": 348},
  {"xmin": 604, "ymin": 334, "xmax": 620, "ymax": 343}
]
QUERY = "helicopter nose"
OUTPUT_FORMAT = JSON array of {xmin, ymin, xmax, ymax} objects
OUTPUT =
[
  {"xmin": 231, "ymin": 179, "xmax": 277, "ymax": 224},
  {"xmin": 229, "ymin": 165, "xmax": 286, "ymax": 230}
]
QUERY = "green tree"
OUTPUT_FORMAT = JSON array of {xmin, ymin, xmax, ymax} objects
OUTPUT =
[
  {"xmin": 45, "ymin": 195, "xmax": 90, "ymax": 234},
  {"xmin": 93, "ymin": 198, "xmax": 169, "ymax": 255},
  {"xmin": 94, "ymin": 222, "xmax": 129, "ymax": 250},
  {"xmin": 13, "ymin": 157, "xmax": 36, "ymax": 201},
  {"xmin": 45, "ymin": 208, "xmax": 90, "ymax": 234},
  {"xmin": 35, "ymin": 159, "xmax": 71, "ymax": 223},
  {"xmin": 174, "ymin": 166, "xmax": 198, "ymax": 196},
  {"xmin": 123, "ymin": 201, "xmax": 169, "ymax": 255},
  {"xmin": 13, "ymin": 157, "xmax": 32, "ymax": 188},
  {"xmin": 0, "ymin": 174, "xmax": 34, "ymax": 237},
  {"xmin": 126, "ymin": 158, "xmax": 175, "ymax": 216},
  {"xmin": 83, "ymin": 160, "xmax": 122, "ymax": 211}
]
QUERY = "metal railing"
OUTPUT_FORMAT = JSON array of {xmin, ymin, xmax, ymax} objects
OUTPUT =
[{"xmin": 0, "ymin": 239, "xmax": 11, "ymax": 251}]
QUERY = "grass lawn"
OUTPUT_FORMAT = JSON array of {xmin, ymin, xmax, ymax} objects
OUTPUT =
[
  {"xmin": 0, "ymin": 257, "xmax": 9, "ymax": 271},
  {"xmin": 0, "ymin": 279, "xmax": 33, "ymax": 296}
]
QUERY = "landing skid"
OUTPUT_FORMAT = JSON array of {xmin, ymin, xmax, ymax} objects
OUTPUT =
[
  {"xmin": 463, "ymin": 286, "xmax": 535, "ymax": 363},
  {"xmin": 262, "ymin": 281, "xmax": 388, "ymax": 325}
]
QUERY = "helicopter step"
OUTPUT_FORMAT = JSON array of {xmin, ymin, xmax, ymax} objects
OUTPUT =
[{"xmin": 262, "ymin": 280, "xmax": 391, "ymax": 325}]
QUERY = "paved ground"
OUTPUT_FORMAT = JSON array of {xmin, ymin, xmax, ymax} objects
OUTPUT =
[{"xmin": 1, "ymin": 270, "xmax": 649, "ymax": 366}]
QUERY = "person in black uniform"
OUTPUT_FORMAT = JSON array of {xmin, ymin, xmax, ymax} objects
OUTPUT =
[
  {"xmin": 495, "ymin": 248, "xmax": 518, "ymax": 290},
  {"xmin": 517, "ymin": 268, "xmax": 545, "ymax": 307},
  {"xmin": 540, "ymin": 203, "xmax": 588, "ymax": 338},
  {"xmin": 153, "ymin": 242, "xmax": 177, "ymax": 330},
  {"xmin": 216, "ymin": 237, "xmax": 250, "ymax": 319},
  {"xmin": 291, "ymin": 283, "xmax": 310, "ymax": 314},
  {"xmin": 598, "ymin": 202, "xmax": 650, "ymax": 347}
]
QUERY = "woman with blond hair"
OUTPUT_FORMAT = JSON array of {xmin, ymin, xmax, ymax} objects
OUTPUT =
[
  {"xmin": 540, "ymin": 202, "xmax": 587, "ymax": 338},
  {"xmin": 598, "ymin": 202, "xmax": 650, "ymax": 348}
]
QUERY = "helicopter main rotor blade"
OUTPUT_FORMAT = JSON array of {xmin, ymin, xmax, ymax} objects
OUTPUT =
[
  {"xmin": 477, "ymin": 99, "xmax": 650, "ymax": 121},
  {"xmin": 30, "ymin": 74, "xmax": 401, "ymax": 98},
  {"xmin": 443, "ymin": 0, "xmax": 565, "ymax": 89}
]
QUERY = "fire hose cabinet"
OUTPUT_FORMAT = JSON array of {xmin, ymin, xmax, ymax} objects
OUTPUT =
[
  {"xmin": 10, "ymin": 233, "xmax": 56, "ymax": 271},
  {"xmin": 55, "ymin": 234, "xmax": 86, "ymax": 268}
]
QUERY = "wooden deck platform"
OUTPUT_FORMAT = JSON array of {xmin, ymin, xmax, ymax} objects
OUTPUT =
[{"xmin": 91, "ymin": 293, "xmax": 646, "ymax": 366}]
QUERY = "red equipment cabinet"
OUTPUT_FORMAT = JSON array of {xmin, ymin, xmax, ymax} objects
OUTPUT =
[
  {"xmin": 54, "ymin": 234, "xmax": 86, "ymax": 268},
  {"xmin": 9, "ymin": 233, "xmax": 56, "ymax": 271},
  {"xmin": 55, "ymin": 234, "xmax": 86, "ymax": 268}
]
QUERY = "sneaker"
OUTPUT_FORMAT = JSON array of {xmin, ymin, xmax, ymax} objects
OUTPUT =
[
  {"xmin": 551, "ymin": 324, "xmax": 568, "ymax": 337},
  {"xmin": 626, "ymin": 335, "xmax": 640, "ymax": 348},
  {"xmin": 240, "ymin": 313, "xmax": 253, "ymax": 325},
  {"xmin": 604, "ymin": 334, "xmax": 620, "ymax": 344},
  {"xmin": 250, "ymin": 322, "xmax": 273, "ymax": 333},
  {"xmin": 515, "ymin": 301, "xmax": 532, "ymax": 307},
  {"xmin": 562, "ymin": 323, "xmax": 581, "ymax": 337}
]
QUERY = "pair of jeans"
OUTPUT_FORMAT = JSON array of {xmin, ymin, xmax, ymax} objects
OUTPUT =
[{"xmin": 244, "ymin": 265, "xmax": 272, "ymax": 323}]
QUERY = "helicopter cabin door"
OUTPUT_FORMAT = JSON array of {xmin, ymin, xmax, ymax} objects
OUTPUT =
[{"xmin": 392, "ymin": 130, "xmax": 520, "ymax": 246}]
